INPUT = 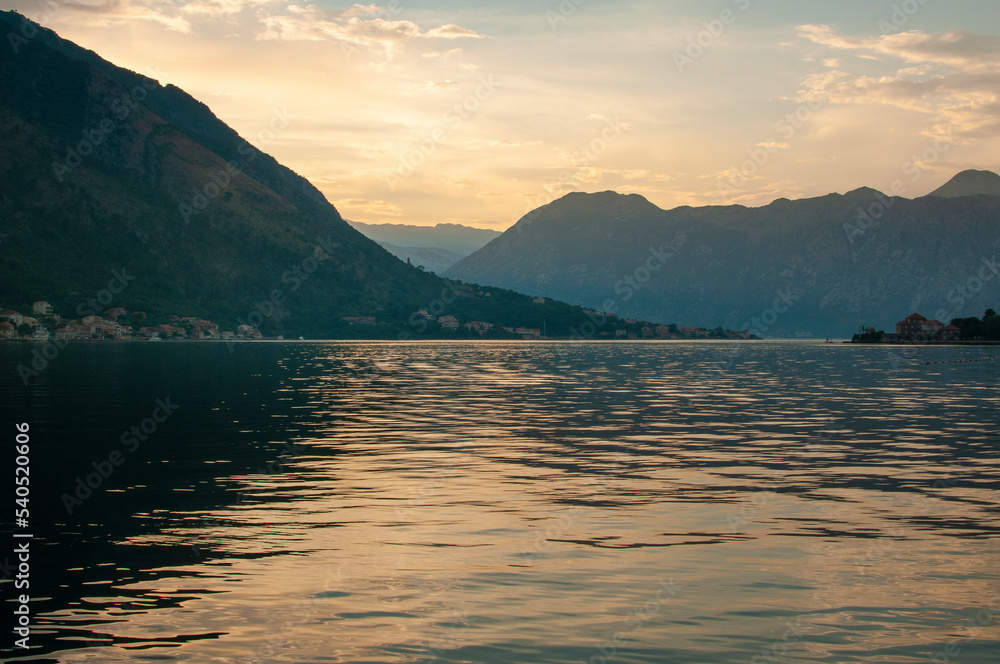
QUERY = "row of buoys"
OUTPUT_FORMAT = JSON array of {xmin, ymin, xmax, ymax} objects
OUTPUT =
[{"xmin": 924, "ymin": 356, "xmax": 999, "ymax": 365}]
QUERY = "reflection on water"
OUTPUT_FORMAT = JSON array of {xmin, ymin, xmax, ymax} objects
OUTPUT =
[{"xmin": 2, "ymin": 341, "xmax": 999, "ymax": 663}]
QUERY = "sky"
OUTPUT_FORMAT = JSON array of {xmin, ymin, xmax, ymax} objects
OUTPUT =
[{"xmin": 5, "ymin": 0, "xmax": 1000, "ymax": 229}]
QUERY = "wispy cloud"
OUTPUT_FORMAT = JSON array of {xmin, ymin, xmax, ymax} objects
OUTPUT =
[
  {"xmin": 256, "ymin": 4, "xmax": 485, "ymax": 59},
  {"xmin": 49, "ymin": 1, "xmax": 486, "ymax": 57},
  {"xmin": 61, "ymin": 0, "xmax": 193, "ymax": 32},
  {"xmin": 797, "ymin": 25, "xmax": 1000, "ymax": 139}
]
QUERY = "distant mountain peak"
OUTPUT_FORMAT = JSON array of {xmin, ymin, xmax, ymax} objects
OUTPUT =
[
  {"xmin": 927, "ymin": 169, "xmax": 1000, "ymax": 198},
  {"xmin": 537, "ymin": 190, "xmax": 659, "ymax": 215},
  {"xmin": 843, "ymin": 186, "xmax": 887, "ymax": 199}
]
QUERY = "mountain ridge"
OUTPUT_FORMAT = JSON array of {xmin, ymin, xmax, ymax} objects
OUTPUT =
[
  {"xmin": 447, "ymin": 179, "xmax": 1000, "ymax": 337},
  {"xmin": 926, "ymin": 169, "xmax": 1000, "ymax": 198},
  {"xmin": 348, "ymin": 220, "xmax": 501, "ymax": 255}
]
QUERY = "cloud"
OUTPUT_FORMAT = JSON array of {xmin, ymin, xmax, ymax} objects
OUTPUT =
[
  {"xmin": 620, "ymin": 169, "xmax": 674, "ymax": 182},
  {"xmin": 50, "ymin": 1, "xmax": 485, "ymax": 56},
  {"xmin": 256, "ymin": 4, "xmax": 485, "ymax": 59},
  {"xmin": 796, "ymin": 25, "xmax": 1000, "ymax": 139},
  {"xmin": 423, "ymin": 48, "xmax": 463, "ymax": 59},
  {"xmin": 60, "ymin": 0, "xmax": 193, "ymax": 32},
  {"xmin": 180, "ymin": 0, "xmax": 271, "ymax": 18},
  {"xmin": 424, "ymin": 24, "xmax": 484, "ymax": 40},
  {"xmin": 396, "ymin": 79, "xmax": 460, "ymax": 96},
  {"xmin": 799, "ymin": 25, "xmax": 1000, "ymax": 70}
]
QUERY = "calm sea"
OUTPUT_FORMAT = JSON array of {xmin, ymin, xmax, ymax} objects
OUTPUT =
[{"xmin": 1, "ymin": 341, "xmax": 999, "ymax": 663}]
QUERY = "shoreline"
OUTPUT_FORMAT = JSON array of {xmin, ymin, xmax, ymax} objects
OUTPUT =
[{"xmin": 848, "ymin": 339, "xmax": 1000, "ymax": 346}]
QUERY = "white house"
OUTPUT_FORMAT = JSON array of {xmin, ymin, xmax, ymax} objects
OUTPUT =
[{"xmin": 32, "ymin": 301, "xmax": 54, "ymax": 315}]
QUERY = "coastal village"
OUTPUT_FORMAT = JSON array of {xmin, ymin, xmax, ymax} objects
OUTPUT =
[
  {"xmin": 0, "ymin": 301, "xmax": 259, "ymax": 341},
  {"xmin": 0, "ymin": 299, "xmax": 752, "ymax": 341}
]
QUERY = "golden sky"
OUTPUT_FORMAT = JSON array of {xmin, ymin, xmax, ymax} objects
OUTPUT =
[{"xmin": 6, "ymin": 1, "xmax": 1000, "ymax": 229}]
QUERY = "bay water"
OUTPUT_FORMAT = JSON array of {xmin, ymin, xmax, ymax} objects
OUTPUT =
[{"xmin": 2, "ymin": 340, "xmax": 999, "ymax": 663}]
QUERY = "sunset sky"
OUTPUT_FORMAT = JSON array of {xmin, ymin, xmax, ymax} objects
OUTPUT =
[{"xmin": 6, "ymin": 0, "xmax": 1000, "ymax": 228}]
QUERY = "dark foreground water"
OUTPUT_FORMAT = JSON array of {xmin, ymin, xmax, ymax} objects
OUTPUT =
[{"xmin": 1, "ymin": 340, "xmax": 999, "ymax": 663}]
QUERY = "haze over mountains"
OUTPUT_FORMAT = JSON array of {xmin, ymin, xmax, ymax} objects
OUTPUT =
[
  {"xmin": 447, "ymin": 171, "xmax": 1000, "ymax": 337},
  {"xmin": 348, "ymin": 221, "xmax": 500, "ymax": 274}
]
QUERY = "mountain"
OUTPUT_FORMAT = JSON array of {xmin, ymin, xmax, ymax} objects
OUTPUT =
[
  {"xmin": 927, "ymin": 169, "xmax": 1000, "ymax": 198},
  {"xmin": 376, "ymin": 243, "xmax": 466, "ymax": 275},
  {"xmin": 348, "ymin": 220, "xmax": 501, "ymax": 274},
  {"xmin": 0, "ymin": 11, "xmax": 640, "ymax": 339},
  {"xmin": 446, "ymin": 184, "xmax": 1000, "ymax": 337},
  {"xmin": 349, "ymin": 221, "xmax": 500, "ymax": 258}
]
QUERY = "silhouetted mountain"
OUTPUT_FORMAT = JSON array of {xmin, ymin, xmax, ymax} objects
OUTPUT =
[
  {"xmin": 446, "ymin": 183, "xmax": 1000, "ymax": 337},
  {"xmin": 0, "ymin": 11, "xmax": 637, "ymax": 339},
  {"xmin": 348, "ymin": 220, "xmax": 500, "ymax": 274},
  {"xmin": 348, "ymin": 221, "xmax": 501, "ymax": 256},
  {"xmin": 927, "ymin": 169, "xmax": 1000, "ymax": 198}
]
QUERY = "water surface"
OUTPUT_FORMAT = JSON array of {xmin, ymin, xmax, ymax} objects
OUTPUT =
[{"xmin": 2, "ymin": 341, "xmax": 999, "ymax": 663}]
